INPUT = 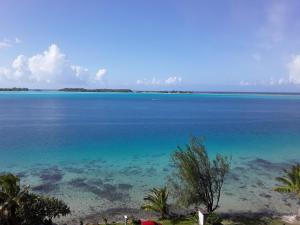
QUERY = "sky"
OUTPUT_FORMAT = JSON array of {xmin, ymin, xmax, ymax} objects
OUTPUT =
[{"xmin": 1, "ymin": 0, "xmax": 300, "ymax": 91}]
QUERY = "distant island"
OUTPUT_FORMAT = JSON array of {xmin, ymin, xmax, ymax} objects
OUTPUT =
[
  {"xmin": 1, "ymin": 88, "xmax": 300, "ymax": 96},
  {"xmin": 137, "ymin": 90, "xmax": 193, "ymax": 94},
  {"xmin": 0, "ymin": 87, "xmax": 29, "ymax": 91},
  {"xmin": 58, "ymin": 88, "xmax": 133, "ymax": 93}
]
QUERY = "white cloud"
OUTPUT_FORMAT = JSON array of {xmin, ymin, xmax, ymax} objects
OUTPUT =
[
  {"xmin": 11, "ymin": 55, "xmax": 29, "ymax": 81},
  {"xmin": 95, "ymin": 69, "xmax": 107, "ymax": 81},
  {"xmin": 165, "ymin": 76, "xmax": 182, "ymax": 85},
  {"xmin": 241, "ymin": 54, "xmax": 300, "ymax": 87},
  {"xmin": 239, "ymin": 77, "xmax": 289, "ymax": 87},
  {"xmin": 136, "ymin": 79, "xmax": 148, "ymax": 85},
  {"xmin": 71, "ymin": 65, "xmax": 89, "ymax": 80},
  {"xmin": 137, "ymin": 77, "xmax": 161, "ymax": 85},
  {"xmin": 239, "ymin": 80, "xmax": 252, "ymax": 86},
  {"xmin": 288, "ymin": 54, "xmax": 300, "ymax": 84},
  {"xmin": 0, "ymin": 37, "xmax": 22, "ymax": 49},
  {"xmin": 0, "ymin": 39, "xmax": 11, "ymax": 49},
  {"xmin": 136, "ymin": 77, "xmax": 161, "ymax": 85},
  {"xmin": 152, "ymin": 77, "xmax": 161, "ymax": 85},
  {"xmin": 269, "ymin": 77, "xmax": 288, "ymax": 86},
  {"xmin": 277, "ymin": 78, "xmax": 286, "ymax": 85},
  {"xmin": 0, "ymin": 44, "xmax": 107, "ymax": 86},
  {"xmin": 137, "ymin": 76, "xmax": 182, "ymax": 86},
  {"xmin": 15, "ymin": 37, "xmax": 21, "ymax": 44},
  {"xmin": 0, "ymin": 68, "xmax": 11, "ymax": 79},
  {"xmin": 27, "ymin": 44, "xmax": 67, "ymax": 82}
]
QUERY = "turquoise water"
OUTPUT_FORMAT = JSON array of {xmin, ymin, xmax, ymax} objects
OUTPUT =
[{"xmin": 1, "ymin": 91, "xmax": 300, "ymax": 218}]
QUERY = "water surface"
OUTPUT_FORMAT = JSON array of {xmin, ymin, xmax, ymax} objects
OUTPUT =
[{"xmin": 1, "ymin": 91, "xmax": 299, "ymax": 218}]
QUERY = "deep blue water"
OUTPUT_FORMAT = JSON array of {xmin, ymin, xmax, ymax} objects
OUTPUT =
[
  {"xmin": 1, "ymin": 92, "xmax": 300, "ymax": 165},
  {"xmin": 1, "ymin": 91, "xmax": 300, "ymax": 216}
]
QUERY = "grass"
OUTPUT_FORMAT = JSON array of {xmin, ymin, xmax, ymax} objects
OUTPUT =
[
  {"xmin": 222, "ymin": 217, "xmax": 287, "ymax": 225},
  {"xmin": 159, "ymin": 218, "xmax": 195, "ymax": 225},
  {"xmin": 96, "ymin": 216, "xmax": 299, "ymax": 225}
]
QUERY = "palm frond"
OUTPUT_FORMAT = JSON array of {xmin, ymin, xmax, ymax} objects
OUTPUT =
[
  {"xmin": 141, "ymin": 187, "xmax": 169, "ymax": 219},
  {"xmin": 274, "ymin": 164, "xmax": 300, "ymax": 197},
  {"xmin": 275, "ymin": 177, "xmax": 293, "ymax": 186},
  {"xmin": 273, "ymin": 186, "xmax": 293, "ymax": 193}
]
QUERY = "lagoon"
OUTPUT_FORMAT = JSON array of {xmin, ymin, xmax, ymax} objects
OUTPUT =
[{"xmin": 0, "ymin": 91, "xmax": 300, "ymax": 219}]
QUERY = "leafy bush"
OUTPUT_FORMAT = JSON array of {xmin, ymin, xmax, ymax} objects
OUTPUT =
[
  {"xmin": 170, "ymin": 136, "xmax": 230, "ymax": 212},
  {"xmin": 17, "ymin": 193, "xmax": 70, "ymax": 225},
  {"xmin": 206, "ymin": 213, "xmax": 222, "ymax": 225},
  {"xmin": 101, "ymin": 215, "xmax": 109, "ymax": 225},
  {"xmin": 141, "ymin": 187, "xmax": 169, "ymax": 219},
  {"xmin": 0, "ymin": 173, "xmax": 70, "ymax": 225},
  {"xmin": 273, "ymin": 164, "xmax": 300, "ymax": 216}
]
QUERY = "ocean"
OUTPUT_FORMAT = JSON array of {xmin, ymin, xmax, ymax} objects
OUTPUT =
[{"xmin": 0, "ymin": 91, "xmax": 300, "ymax": 219}]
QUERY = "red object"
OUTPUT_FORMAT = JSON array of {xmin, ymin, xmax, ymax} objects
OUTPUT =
[{"xmin": 141, "ymin": 220, "xmax": 162, "ymax": 225}]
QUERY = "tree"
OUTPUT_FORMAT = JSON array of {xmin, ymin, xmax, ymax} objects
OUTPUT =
[
  {"xmin": 141, "ymin": 187, "xmax": 169, "ymax": 219},
  {"xmin": 0, "ymin": 173, "xmax": 28, "ymax": 225},
  {"xmin": 170, "ymin": 136, "xmax": 230, "ymax": 213},
  {"xmin": 0, "ymin": 173, "xmax": 70, "ymax": 225},
  {"xmin": 17, "ymin": 193, "xmax": 71, "ymax": 225},
  {"xmin": 273, "ymin": 164, "xmax": 300, "ymax": 217}
]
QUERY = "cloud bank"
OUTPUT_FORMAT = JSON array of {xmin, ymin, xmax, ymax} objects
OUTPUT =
[
  {"xmin": 0, "ymin": 44, "xmax": 107, "ymax": 87},
  {"xmin": 136, "ymin": 76, "xmax": 182, "ymax": 86},
  {"xmin": 240, "ymin": 53, "xmax": 300, "ymax": 88},
  {"xmin": 0, "ymin": 37, "xmax": 21, "ymax": 49},
  {"xmin": 288, "ymin": 55, "xmax": 300, "ymax": 84}
]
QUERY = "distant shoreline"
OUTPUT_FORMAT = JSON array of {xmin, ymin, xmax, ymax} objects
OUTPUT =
[
  {"xmin": 137, "ymin": 90, "xmax": 300, "ymax": 95},
  {"xmin": 58, "ymin": 88, "xmax": 133, "ymax": 93},
  {"xmin": 0, "ymin": 88, "xmax": 29, "ymax": 91},
  {"xmin": 1, "ymin": 87, "xmax": 300, "ymax": 95}
]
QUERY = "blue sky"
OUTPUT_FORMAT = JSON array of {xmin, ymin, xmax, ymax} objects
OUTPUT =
[{"xmin": 1, "ymin": 0, "xmax": 300, "ymax": 91}]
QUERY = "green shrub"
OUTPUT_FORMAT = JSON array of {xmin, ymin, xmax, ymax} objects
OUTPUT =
[
  {"xmin": 206, "ymin": 213, "xmax": 222, "ymax": 225},
  {"xmin": 170, "ymin": 136, "xmax": 230, "ymax": 213},
  {"xmin": 0, "ymin": 173, "xmax": 70, "ymax": 225},
  {"xmin": 17, "ymin": 193, "xmax": 70, "ymax": 225}
]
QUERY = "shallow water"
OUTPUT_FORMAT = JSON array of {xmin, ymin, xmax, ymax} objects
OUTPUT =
[{"xmin": 0, "ymin": 91, "xmax": 300, "ymax": 219}]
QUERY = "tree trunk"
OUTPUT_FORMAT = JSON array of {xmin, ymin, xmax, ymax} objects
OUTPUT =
[
  {"xmin": 161, "ymin": 211, "xmax": 165, "ymax": 220},
  {"xmin": 9, "ymin": 207, "xmax": 17, "ymax": 225}
]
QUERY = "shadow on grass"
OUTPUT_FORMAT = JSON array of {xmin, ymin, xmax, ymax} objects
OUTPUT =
[{"xmin": 220, "ymin": 212, "xmax": 287, "ymax": 225}]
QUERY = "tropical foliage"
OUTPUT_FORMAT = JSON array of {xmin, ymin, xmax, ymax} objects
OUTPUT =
[
  {"xmin": 0, "ymin": 174, "xmax": 29, "ymax": 225},
  {"xmin": 170, "ymin": 136, "xmax": 230, "ymax": 213},
  {"xmin": 141, "ymin": 187, "xmax": 169, "ymax": 219},
  {"xmin": 17, "ymin": 193, "xmax": 71, "ymax": 225},
  {"xmin": 206, "ymin": 213, "xmax": 222, "ymax": 225},
  {"xmin": 0, "ymin": 173, "xmax": 70, "ymax": 225},
  {"xmin": 273, "ymin": 164, "xmax": 300, "ymax": 216}
]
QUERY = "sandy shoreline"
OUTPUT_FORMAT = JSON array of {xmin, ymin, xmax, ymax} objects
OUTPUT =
[{"xmin": 4, "ymin": 155, "xmax": 298, "ymax": 224}]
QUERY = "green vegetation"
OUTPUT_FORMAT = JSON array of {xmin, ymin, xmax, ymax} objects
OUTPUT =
[
  {"xmin": 220, "ymin": 216, "xmax": 292, "ymax": 225},
  {"xmin": 2, "ymin": 137, "xmax": 300, "ymax": 225},
  {"xmin": 206, "ymin": 213, "xmax": 222, "ymax": 225},
  {"xmin": 0, "ymin": 173, "xmax": 70, "ymax": 225},
  {"xmin": 169, "ymin": 136, "xmax": 230, "ymax": 213},
  {"xmin": 0, "ymin": 174, "xmax": 29, "ymax": 225},
  {"xmin": 0, "ymin": 88, "xmax": 28, "ymax": 91},
  {"xmin": 59, "ymin": 88, "xmax": 133, "ymax": 92},
  {"xmin": 273, "ymin": 164, "xmax": 300, "ymax": 217},
  {"xmin": 141, "ymin": 187, "xmax": 169, "ymax": 219},
  {"xmin": 17, "ymin": 194, "xmax": 70, "ymax": 225},
  {"xmin": 136, "ymin": 90, "xmax": 193, "ymax": 94},
  {"xmin": 97, "ymin": 216, "xmax": 293, "ymax": 225}
]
